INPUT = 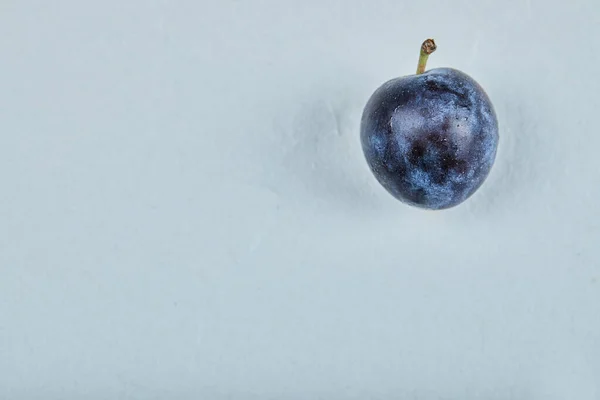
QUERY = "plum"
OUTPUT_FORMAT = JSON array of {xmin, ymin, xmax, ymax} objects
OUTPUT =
[{"xmin": 360, "ymin": 39, "xmax": 498, "ymax": 209}]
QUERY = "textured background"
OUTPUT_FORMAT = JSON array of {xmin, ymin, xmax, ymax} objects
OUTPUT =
[{"xmin": 1, "ymin": 1, "xmax": 599, "ymax": 398}]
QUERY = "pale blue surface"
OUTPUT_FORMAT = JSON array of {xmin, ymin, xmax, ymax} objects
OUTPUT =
[{"xmin": 1, "ymin": 1, "xmax": 599, "ymax": 399}]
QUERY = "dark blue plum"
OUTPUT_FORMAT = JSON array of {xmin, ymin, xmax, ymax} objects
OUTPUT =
[{"xmin": 361, "ymin": 67, "xmax": 498, "ymax": 210}]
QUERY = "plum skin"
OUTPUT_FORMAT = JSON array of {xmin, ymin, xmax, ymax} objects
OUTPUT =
[{"xmin": 360, "ymin": 67, "xmax": 499, "ymax": 210}]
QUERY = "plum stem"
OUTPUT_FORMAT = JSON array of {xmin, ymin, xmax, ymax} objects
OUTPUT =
[{"xmin": 416, "ymin": 39, "xmax": 437, "ymax": 74}]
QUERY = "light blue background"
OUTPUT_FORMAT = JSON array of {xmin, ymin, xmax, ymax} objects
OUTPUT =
[{"xmin": 1, "ymin": 1, "xmax": 599, "ymax": 398}]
